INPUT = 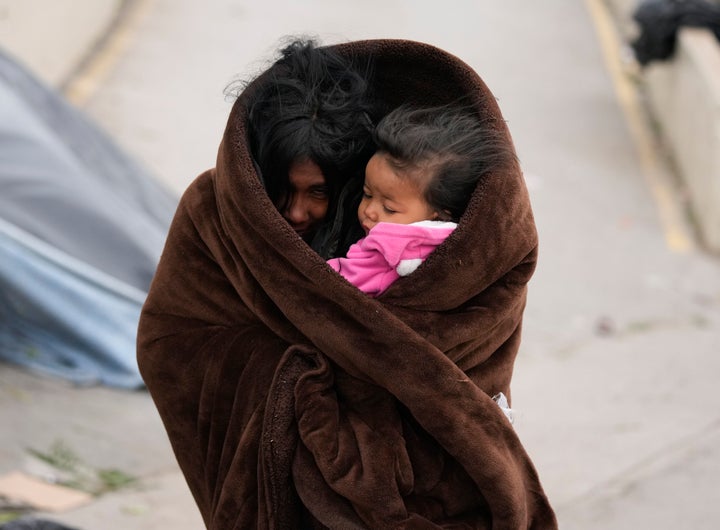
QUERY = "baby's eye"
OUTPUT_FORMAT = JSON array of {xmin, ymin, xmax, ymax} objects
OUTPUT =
[
  {"xmin": 383, "ymin": 206, "xmax": 397, "ymax": 214},
  {"xmin": 362, "ymin": 191, "xmax": 372, "ymax": 199}
]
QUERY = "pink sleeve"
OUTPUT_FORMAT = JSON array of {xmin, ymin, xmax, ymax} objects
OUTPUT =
[
  {"xmin": 326, "ymin": 234, "xmax": 399, "ymax": 296},
  {"xmin": 327, "ymin": 223, "xmax": 455, "ymax": 296},
  {"xmin": 363, "ymin": 223, "xmax": 454, "ymax": 266}
]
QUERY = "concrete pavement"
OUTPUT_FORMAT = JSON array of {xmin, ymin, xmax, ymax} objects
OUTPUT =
[
  {"xmin": 2, "ymin": 1, "xmax": 720, "ymax": 528},
  {"xmin": 0, "ymin": 0, "xmax": 122, "ymax": 87}
]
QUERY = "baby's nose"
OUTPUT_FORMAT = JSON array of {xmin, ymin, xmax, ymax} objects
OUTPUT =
[{"xmin": 363, "ymin": 202, "xmax": 378, "ymax": 221}]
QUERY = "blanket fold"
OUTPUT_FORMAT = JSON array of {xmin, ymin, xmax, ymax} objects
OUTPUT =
[{"xmin": 138, "ymin": 39, "xmax": 556, "ymax": 529}]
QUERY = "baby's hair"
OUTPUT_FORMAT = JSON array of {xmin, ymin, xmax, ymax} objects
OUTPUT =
[{"xmin": 374, "ymin": 104, "xmax": 517, "ymax": 222}]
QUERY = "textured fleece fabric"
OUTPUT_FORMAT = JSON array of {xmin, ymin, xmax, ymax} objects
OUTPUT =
[{"xmin": 137, "ymin": 39, "xmax": 557, "ymax": 529}]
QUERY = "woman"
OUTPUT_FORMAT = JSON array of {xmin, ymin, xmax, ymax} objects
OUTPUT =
[
  {"xmin": 241, "ymin": 40, "xmax": 376, "ymax": 257},
  {"xmin": 138, "ymin": 39, "xmax": 557, "ymax": 529}
]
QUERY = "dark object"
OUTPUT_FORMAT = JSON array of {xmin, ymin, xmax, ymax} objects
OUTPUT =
[
  {"xmin": 631, "ymin": 0, "xmax": 720, "ymax": 65},
  {"xmin": 0, "ymin": 48, "xmax": 177, "ymax": 387}
]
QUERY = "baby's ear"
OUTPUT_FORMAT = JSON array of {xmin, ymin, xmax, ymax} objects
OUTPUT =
[{"xmin": 436, "ymin": 209, "xmax": 453, "ymax": 221}]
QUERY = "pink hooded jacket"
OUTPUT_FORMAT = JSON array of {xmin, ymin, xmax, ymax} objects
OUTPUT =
[{"xmin": 327, "ymin": 220, "xmax": 457, "ymax": 297}]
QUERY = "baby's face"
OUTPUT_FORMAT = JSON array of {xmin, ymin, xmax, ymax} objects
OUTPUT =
[{"xmin": 358, "ymin": 153, "xmax": 438, "ymax": 234}]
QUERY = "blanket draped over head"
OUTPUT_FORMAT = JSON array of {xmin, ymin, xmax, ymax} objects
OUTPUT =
[{"xmin": 137, "ymin": 39, "xmax": 557, "ymax": 529}]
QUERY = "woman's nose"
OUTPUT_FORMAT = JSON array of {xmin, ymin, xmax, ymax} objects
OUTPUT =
[{"xmin": 285, "ymin": 195, "xmax": 309, "ymax": 224}]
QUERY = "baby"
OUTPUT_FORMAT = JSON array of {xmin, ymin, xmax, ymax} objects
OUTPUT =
[{"xmin": 328, "ymin": 104, "xmax": 514, "ymax": 297}]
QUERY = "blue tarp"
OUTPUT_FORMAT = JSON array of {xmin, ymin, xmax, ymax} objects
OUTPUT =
[{"xmin": 0, "ymin": 49, "xmax": 178, "ymax": 388}]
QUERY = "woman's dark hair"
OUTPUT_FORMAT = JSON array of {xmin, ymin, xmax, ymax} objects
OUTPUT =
[
  {"xmin": 374, "ymin": 104, "xmax": 517, "ymax": 222},
  {"xmin": 238, "ymin": 39, "xmax": 376, "ymax": 257}
]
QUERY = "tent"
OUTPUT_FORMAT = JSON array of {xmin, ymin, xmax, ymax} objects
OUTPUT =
[{"xmin": 0, "ymin": 49, "xmax": 177, "ymax": 388}]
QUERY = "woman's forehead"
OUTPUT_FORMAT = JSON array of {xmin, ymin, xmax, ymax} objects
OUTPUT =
[{"xmin": 288, "ymin": 159, "xmax": 325, "ymax": 188}]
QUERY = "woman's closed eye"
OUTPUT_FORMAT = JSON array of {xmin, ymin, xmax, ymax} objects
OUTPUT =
[{"xmin": 309, "ymin": 186, "xmax": 329, "ymax": 199}]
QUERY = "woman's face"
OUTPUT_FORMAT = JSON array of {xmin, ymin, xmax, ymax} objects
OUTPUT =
[{"xmin": 278, "ymin": 159, "xmax": 330, "ymax": 240}]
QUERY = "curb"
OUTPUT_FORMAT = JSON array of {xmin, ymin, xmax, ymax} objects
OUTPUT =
[
  {"xmin": 63, "ymin": 0, "xmax": 154, "ymax": 106},
  {"xmin": 0, "ymin": 0, "xmax": 123, "ymax": 88},
  {"xmin": 601, "ymin": 0, "xmax": 720, "ymax": 254}
]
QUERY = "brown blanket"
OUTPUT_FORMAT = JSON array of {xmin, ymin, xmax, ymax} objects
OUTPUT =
[{"xmin": 138, "ymin": 39, "xmax": 557, "ymax": 529}]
